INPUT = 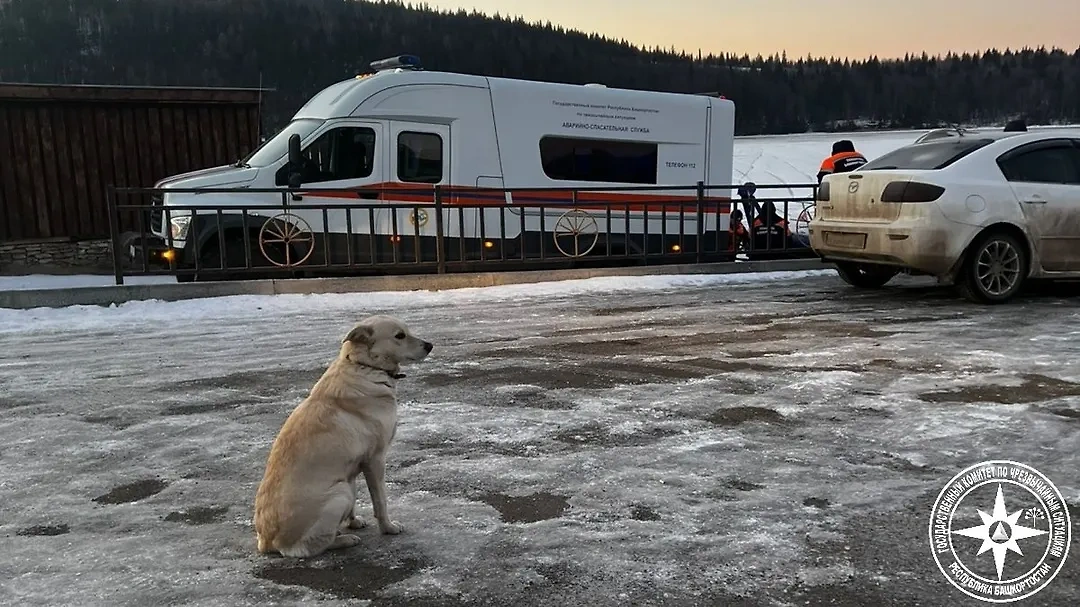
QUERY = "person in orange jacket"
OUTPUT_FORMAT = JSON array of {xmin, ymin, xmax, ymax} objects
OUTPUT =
[
  {"xmin": 817, "ymin": 140, "xmax": 867, "ymax": 184},
  {"xmin": 738, "ymin": 182, "xmax": 810, "ymax": 250},
  {"xmin": 751, "ymin": 200, "xmax": 809, "ymax": 249}
]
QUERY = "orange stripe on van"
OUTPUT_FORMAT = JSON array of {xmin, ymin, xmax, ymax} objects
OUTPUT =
[{"xmin": 297, "ymin": 182, "xmax": 732, "ymax": 214}]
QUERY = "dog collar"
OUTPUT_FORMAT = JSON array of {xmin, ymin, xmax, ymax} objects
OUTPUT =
[{"xmin": 352, "ymin": 359, "xmax": 405, "ymax": 380}]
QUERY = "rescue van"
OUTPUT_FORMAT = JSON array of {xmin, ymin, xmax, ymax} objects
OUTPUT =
[{"xmin": 133, "ymin": 55, "xmax": 736, "ymax": 275}]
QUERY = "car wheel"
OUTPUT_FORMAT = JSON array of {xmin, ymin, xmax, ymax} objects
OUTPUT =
[
  {"xmin": 957, "ymin": 231, "xmax": 1027, "ymax": 304},
  {"xmin": 834, "ymin": 261, "xmax": 898, "ymax": 289}
]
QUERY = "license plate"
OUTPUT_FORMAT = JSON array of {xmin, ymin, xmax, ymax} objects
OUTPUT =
[{"xmin": 824, "ymin": 231, "xmax": 867, "ymax": 249}]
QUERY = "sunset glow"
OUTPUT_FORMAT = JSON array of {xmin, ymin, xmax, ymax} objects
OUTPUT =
[{"xmin": 416, "ymin": 0, "xmax": 1079, "ymax": 59}]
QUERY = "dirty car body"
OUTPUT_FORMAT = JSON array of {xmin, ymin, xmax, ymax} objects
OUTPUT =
[{"xmin": 808, "ymin": 128, "xmax": 1080, "ymax": 302}]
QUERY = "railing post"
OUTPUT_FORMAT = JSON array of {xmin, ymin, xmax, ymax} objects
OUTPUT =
[
  {"xmin": 434, "ymin": 185, "xmax": 446, "ymax": 274},
  {"xmin": 695, "ymin": 181, "xmax": 705, "ymax": 264},
  {"xmin": 106, "ymin": 185, "xmax": 124, "ymax": 286}
]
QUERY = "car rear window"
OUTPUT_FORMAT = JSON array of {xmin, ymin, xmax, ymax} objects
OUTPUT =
[{"xmin": 861, "ymin": 138, "xmax": 996, "ymax": 171}]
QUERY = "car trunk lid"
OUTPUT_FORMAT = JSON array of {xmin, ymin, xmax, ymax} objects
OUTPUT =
[{"xmin": 818, "ymin": 171, "xmax": 916, "ymax": 223}]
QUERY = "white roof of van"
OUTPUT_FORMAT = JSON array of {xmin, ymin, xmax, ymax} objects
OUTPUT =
[
  {"xmin": 292, "ymin": 68, "xmax": 727, "ymax": 120},
  {"xmin": 292, "ymin": 69, "xmax": 488, "ymax": 119}
]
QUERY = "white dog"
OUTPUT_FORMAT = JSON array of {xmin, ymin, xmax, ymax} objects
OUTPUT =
[{"xmin": 253, "ymin": 315, "xmax": 433, "ymax": 558}]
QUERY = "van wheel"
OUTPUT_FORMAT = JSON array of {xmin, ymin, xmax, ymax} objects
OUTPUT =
[
  {"xmin": 957, "ymin": 231, "xmax": 1027, "ymax": 304},
  {"xmin": 196, "ymin": 234, "xmax": 268, "ymax": 280},
  {"xmin": 834, "ymin": 261, "xmax": 898, "ymax": 289},
  {"xmin": 198, "ymin": 237, "xmax": 249, "ymax": 272}
]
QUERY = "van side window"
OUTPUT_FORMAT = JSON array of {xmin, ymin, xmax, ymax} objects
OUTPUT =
[
  {"xmin": 539, "ymin": 136, "xmax": 658, "ymax": 184},
  {"xmin": 275, "ymin": 126, "xmax": 376, "ymax": 185},
  {"xmin": 397, "ymin": 132, "xmax": 443, "ymax": 183}
]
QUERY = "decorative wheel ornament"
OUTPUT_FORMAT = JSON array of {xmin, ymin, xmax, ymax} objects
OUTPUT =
[
  {"xmin": 552, "ymin": 209, "xmax": 599, "ymax": 258},
  {"xmin": 795, "ymin": 202, "xmax": 816, "ymax": 236},
  {"xmin": 258, "ymin": 213, "xmax": 315, "ymax": 267}
]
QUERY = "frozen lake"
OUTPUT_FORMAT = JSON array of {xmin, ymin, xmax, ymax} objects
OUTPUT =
[{"xmin": 1, "ymin": 271, "xmax": 1077, "ymax": 605}]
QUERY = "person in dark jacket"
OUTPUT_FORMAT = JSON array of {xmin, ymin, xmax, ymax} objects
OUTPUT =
[
  {"xmin": 817, "ymin": 140, "xmax": 868, "ymax": 184},
  {"xmin": 737, "ymin": 182, "xmax": 759, "ymax": 220},
  {"xmin": 751, "ymin": 200, "xmax": 810, "ymax": 249},
  {"xmin": 728, "ymin": 208, "xmax": 749, "ymax": 252}
]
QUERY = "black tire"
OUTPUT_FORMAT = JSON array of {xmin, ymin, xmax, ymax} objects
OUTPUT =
[
  {"xmin": 198, "ymin": 237, "xmax": 248, "ymax": 272},
  {"xmin": 957, "ymin": 231, "xmax": 1028, "ymax": 304},
  {"xmin": 195, "ymin": 233, "xmax": 269, "ymax": 281},
  {"xmin": 834, "ymin": 261, "xmax": 899, "ymax": 289}
]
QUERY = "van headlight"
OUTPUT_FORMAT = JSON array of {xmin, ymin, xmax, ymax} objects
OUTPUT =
[{"xmin": 170, "ymin": 214, "xmax": 192, "ymax": 240}]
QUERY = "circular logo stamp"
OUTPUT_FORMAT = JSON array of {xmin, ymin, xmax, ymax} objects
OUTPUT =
[
  {"xmin": 409, "ymin": 208, "xmax": 429, "ymax": 228},
  {"xmin": 929, "ymin": 460, "xmax": 1071, "ymax": 603}
]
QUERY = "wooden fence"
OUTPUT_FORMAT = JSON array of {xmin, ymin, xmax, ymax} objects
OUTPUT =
[{"xmin": 0, "ymin": 83, "xmax": 266, "ymax": 241}]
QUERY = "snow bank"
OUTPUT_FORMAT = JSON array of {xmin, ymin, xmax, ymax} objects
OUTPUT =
[
  {"xmin": 0, "ymin": 274, "xmax": 176, "ymax": 291},
  {"xmin": 0, "ymin": 269, "xmax": 835, "ymax": 334}
]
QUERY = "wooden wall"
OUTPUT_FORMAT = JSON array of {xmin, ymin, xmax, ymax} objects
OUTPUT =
[{"xmin": 0, "ymin": 84, "xmax": 264, "ymax": 241}]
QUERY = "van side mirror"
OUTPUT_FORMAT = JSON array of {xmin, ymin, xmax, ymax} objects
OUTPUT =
[{"xmin": 286, "ymin": 133, "xmax": 303, "ymax": 189}]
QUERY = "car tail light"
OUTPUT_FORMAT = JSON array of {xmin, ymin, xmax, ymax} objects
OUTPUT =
[
  {"xmin": 816, "ymin": 181, "xmax": 830, "ymax": 201},
  {"xmin": 880, "ymin": 181, "xmax": 945, "ymax": 203}
]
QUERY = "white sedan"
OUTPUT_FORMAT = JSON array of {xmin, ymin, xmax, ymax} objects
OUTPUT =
[{"xmin": 808, "ymin": 127, "xmax": 1080, "ymax": 303}]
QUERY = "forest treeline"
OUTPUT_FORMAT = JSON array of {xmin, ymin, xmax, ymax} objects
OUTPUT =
[{"xmin": 1, "ymin": 0, "xmax": 1078, "ymax": 136}]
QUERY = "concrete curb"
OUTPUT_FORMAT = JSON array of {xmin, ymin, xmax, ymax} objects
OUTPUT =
[{"xmin": 0, "ymin": 259, "xmax": 834, "ymax": 310}]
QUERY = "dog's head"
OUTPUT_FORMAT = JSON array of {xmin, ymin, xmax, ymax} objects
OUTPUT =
[{"xmin": 341, "ymin": 315, "xmax": 433, "ymax": 374}]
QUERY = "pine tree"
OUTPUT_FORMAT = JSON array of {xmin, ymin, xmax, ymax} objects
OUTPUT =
[{"xmin": 0, "ymin": 0, "xmax": 1076, "ymax": 135}]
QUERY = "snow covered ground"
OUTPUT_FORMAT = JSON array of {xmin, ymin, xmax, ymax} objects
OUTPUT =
[
  {"xmin": 732, "ymin": 129, "xmax": 920, "ymax": 187},
  {"xmin": 1, "ymin": 271, "xmax": 1078, "ymax": 606},
  {"xmin": 731, "ymin": 124, "xmax": 1080, "ymax": 188},
  {"xmin": 0, "ymin": 273, "xmax": 177, "ymax": 291}
]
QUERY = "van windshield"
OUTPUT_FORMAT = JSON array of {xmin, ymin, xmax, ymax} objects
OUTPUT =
[
  {"xmin": 240, "ymin": 118, "xmax": 325, "ymax": 167},
  {"xmin": 861, "ymin": 138, "xmax": 995, "ymax": 171}
]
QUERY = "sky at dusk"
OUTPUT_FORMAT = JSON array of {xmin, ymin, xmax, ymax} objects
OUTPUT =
[{"xmin": 416, "ymin": 0, "xmax": 1079, "ymax": 59}]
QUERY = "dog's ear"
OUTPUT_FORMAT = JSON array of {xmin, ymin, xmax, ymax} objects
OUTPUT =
[{"xmin": 344, "ymin": 324, "xmax": 373, "ymax": 345}]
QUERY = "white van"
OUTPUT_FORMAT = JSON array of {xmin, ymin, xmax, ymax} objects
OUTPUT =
[{"xmin": 133, "ymin": 55, "xmax": 736, "ymax": 275}]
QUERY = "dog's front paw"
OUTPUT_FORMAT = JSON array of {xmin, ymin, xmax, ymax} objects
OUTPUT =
[
  {"xmin": 379, "ymin": 520, "xmax": 403, "ymax": 535},
  {"xmin": 328, "ymin": 533, "xmax": 362, "ymax": 551},
  {"xmin": 348, "ymin": 516, "xmax": 368, "ymax": 530}
]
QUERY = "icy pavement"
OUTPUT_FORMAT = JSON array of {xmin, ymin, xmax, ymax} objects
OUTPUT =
[{"xmin": 0, "ymin": 271, "xmax": 1078, "ymax": 606}]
